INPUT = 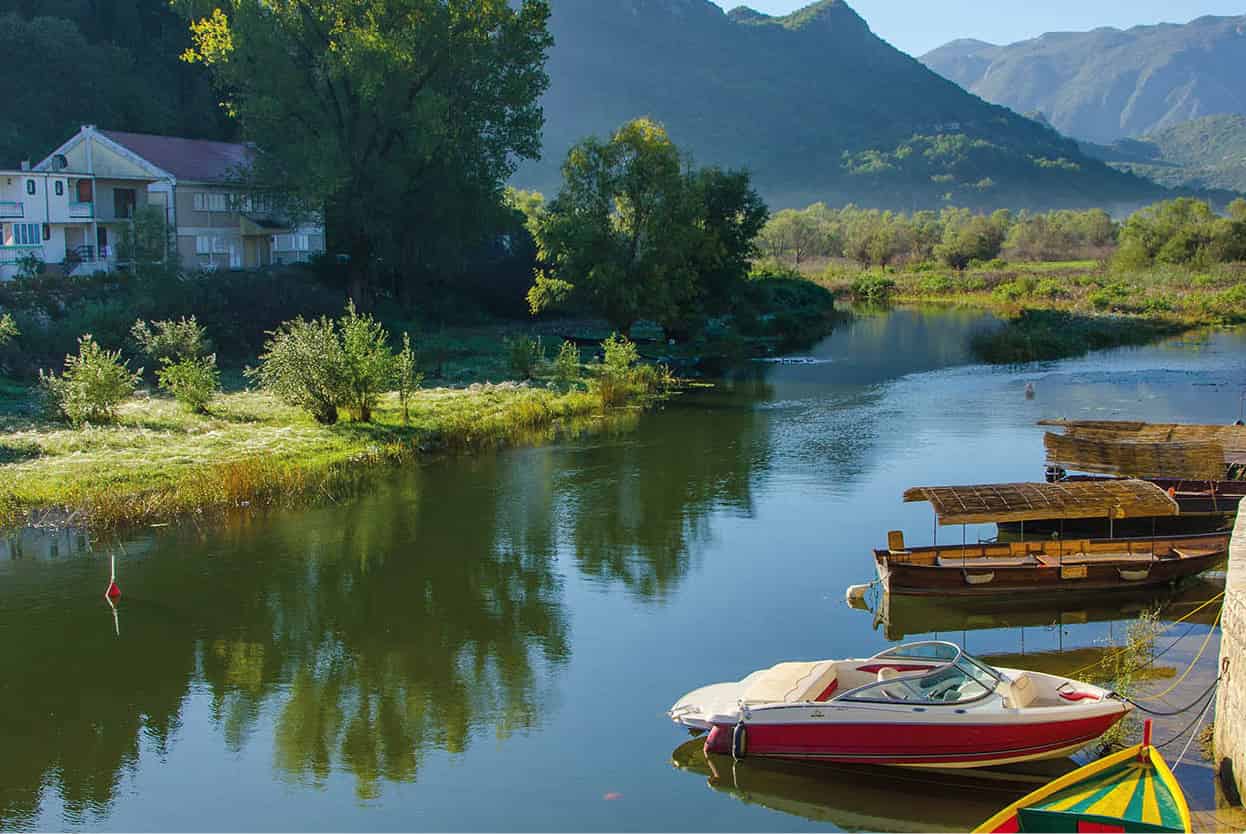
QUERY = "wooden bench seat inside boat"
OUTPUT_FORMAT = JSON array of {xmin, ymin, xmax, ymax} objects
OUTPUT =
[
  {"xmin": 935, "ymin": 555, "xmax": 1037, "ymax": 568},
  {"xmin": 742, "ymin": 660, "xmax": 838, "ymax": 704},
  {"xmin": 1036, "ymin": 552, "xmax": 1157, "ymax": 567}
]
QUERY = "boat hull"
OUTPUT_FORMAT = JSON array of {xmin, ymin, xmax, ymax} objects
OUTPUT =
[
  {"xmin": 702, "ymin": 711, "xmax": 1125, "ymax": 768},
  {"xmin": 875, "ymin": 532, "xmax": 1226, "ymax": 597}
]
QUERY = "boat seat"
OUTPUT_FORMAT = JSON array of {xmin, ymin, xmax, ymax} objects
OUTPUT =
[
  {"xmin": 1000, "ymin": 672, "xmax": 1038, "ymax": 709},
  {"xmin": 742, "ymin": 660, "xmax": 838, "ymax": 704},
  {"xmin": 935, "ymin": 555, "xmax": 1036, "ymax": 568},
  {"xmin": 1054, "ymin": 552, "xmax": 1155, "ymax": 566}
]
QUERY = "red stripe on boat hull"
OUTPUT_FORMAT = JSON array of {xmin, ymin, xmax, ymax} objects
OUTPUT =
[{"xmin": 705, "ymin": 712, "xmax": 1124, "ymax": 765}]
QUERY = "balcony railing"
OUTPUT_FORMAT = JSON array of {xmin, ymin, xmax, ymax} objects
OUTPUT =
[
  {"xmin": 0, "ymin": 201, "xmax": 22, "ymax": 218},
  {"xmin": 69, "ymin": 201, "xmax": 94, "ymax": 219},
  {"xmin": 0, "ymin": 244, "xmax": 44, "ymax": 264}
]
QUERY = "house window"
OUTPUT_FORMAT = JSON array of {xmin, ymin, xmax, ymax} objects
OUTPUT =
[
  {"xmin": 212, "ymin": 236, "xmax": 228, "ymax": 253},
  {"xmin": 25, "ymin": 179, "xmax": 35, "ymax": 195},
  {"xmin": 12, "ymin": 222, "xmax": 41, "ymax": 245},
  {"xmin": 195, "ymin": 235, "xmax": 212, "ymax": 255},
  {"xmin": 195, "ymin": 192, "xmax": 228, "ymax": 212},
  {"xmin": 113, "ymin": 188, "xmax": 137, "ymax": 219},
  {"xmin": 193, "ymin": 192, "xmax": 205, "ymax": 211},
  {"xmin": 54, "ymin": 181, "xmax": 64, "ymax": 197}
]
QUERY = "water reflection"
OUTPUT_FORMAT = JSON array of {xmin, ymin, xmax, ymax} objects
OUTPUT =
[{"xmin": 670, "ymin": 738, "xmax": 1070, "ymax": 832}]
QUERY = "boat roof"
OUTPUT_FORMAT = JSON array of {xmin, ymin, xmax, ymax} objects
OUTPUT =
[
  {"xmin": 1045, "ymin": 433, "xmax": 1228, "ymax": 480},
  {"xmin": 902, "ymin": 480, "xmax": 1180, "ymax": 526},
  {"xmin": 1042, "ymin": 419, "xmax": 1246, "ymax": 468}
]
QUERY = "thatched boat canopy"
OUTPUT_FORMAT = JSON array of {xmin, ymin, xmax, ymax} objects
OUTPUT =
[
  {"xmin": 1040, "ymin": 420, "xmax": 1246, "ymax": 467},
  {"xmin": 1044, "ymin": 433, "xmax": 1226, "ymax": 480},
  {"xmin": 903, "ymin": 480, "xmax": 1179, "ymax": 526}
]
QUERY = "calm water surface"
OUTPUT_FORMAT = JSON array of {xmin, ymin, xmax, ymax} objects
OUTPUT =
[{"xmin": 2, "ymin": 308, "xmax": 1240, "ymax": 831}]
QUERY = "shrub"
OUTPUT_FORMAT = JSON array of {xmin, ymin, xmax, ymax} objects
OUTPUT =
[
  {"xmin": 39, "ymin": 334, "xmax": 142, "ymax": 425},
  {"xmin": 248, "ymin": 315, "xmax": 347, "ymax": 425},
  {"xmin": 394, "ymin": 332, "xmax": 422, "ymax": 425},
  {"xmin": 595, "ymin": 333, "xmax": 641, "ymax": 407},
  {"xmin": 1033, "ymin": 278, "xmax": 1066, "ymax": 299},
  {"xmin": 553, "ymin": 340, "xmax": 581, "ymax": 388},
  {"xmin": 505, "ymin": 334, "xmax": 544, "ymax": 379},
  {"xmin": 157, "ymin": 354, "xmax": 220, "ymax": 413},
  {"xmin": 338, "ymin": 301, "xmax": 395, "ymax": 422},
  {"xmin": 132, "ymin": 316, "xmax": 212, "ymax": 364},
  {"xmin": 0, "ymin": 313, "xmax": 16, "ymax": 347},
  {"xmin": 850, "ymin": 273, "xmax": 897, "ymax": 302},
  {"xmin": 916, "ymin": 275, "xmax": 953, "ymax": 294}
]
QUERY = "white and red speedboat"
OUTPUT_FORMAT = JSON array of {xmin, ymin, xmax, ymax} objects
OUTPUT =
[{"xmin": 668, "ymin": 641, "xmax": 1129, "ymax": 768}]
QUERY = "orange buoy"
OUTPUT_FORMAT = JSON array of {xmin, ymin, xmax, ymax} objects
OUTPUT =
[{"xmin": 105, "ymin": 554, "xmax": 121, "ymax": 600}]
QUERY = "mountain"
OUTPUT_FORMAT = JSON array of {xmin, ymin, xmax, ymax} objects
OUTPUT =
[
  {"xmin": 921, "ymin": 16, "xmax": 1246, "ymax": 144},
  {"xmin": 1082, "ymin": 114, "xmax": 1246, "ymax": 193},
  {"xmin": 514, "ymin": 0, "xmax": 1161, "ymax": 211}
]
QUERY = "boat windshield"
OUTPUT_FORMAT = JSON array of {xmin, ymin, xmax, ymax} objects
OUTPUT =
[{"xmin": 840, "ymin": 641, "xmax": 1004, "ymax": 705}]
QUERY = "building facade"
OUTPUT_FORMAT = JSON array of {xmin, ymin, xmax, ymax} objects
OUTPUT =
[{"xmin": 0, "ymin": 125, "xmax": 324, "ymax": 280}]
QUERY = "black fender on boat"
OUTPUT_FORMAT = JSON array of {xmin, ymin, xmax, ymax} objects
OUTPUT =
[{"xmin": 731, "ymin": 722, "xmax": 747, "ymax": 760}]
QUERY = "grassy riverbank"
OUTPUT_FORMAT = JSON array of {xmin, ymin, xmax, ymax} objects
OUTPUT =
[
  {"xmin": 0, "ymin": 381, "xmax": 624, "ymax": 533},
  {"xmin": 818, "ymin": 260, "xmax": 1245, "ymax": 362}
]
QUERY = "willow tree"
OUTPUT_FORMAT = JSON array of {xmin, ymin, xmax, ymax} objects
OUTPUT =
[{"xmin": 181, "ymin": 0, "xmax": 552, "ymax": 303}]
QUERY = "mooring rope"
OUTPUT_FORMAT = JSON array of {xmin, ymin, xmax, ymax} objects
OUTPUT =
[{"xmin": 1064, "ymin": 591, "xmax": 1224, "ymax": 680}]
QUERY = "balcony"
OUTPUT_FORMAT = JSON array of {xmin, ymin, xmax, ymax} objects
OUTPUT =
[
  {"xmin": 69, "ymin": 201, "xmax": 94, "ymax": 219},
  {"xmin": 0, "ymin": 244, "xmax": 44, "ymax": 264},
  {"xmin": 0, "ymin": 201, "xmax": 22, "ymax": 218}
]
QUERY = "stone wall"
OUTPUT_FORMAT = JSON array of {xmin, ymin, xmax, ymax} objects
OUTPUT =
[{"xmin": 1215, "ymin": 508, "xmax": 1246, "ymax": 805}]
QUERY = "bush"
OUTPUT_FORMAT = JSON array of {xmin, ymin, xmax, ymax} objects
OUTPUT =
[
  {"xmin": 916, "ymin": 275, "xmax": 953, "ymax": 294},
  {"xmin": 248, "ymin": 315, "xmax": 347, "ymax": 425},
  {"xmin": 132, "ymin": 316, "xmax": 212, "ymax": 364},
  {"xmin": 1033, "ymin": 278, "xmax": 1066, "ymax": 299},
  {"xmin": 39, "ymin": 334, "xmax": 142, "ymax": 425},
  {"xmin": 552, "ymin": 340, "xmax": 581, "ymax": 388},
  {"xmin": 157, "ymin": 355, "xmax": 220, "ymax": 413},
  {"xmin": 850, "ymin": 273, "xmax": 897, "ymax": 302},
  {"xmin": 505, "ymin": 334, "xmax": 544, "ymax": 379},
  {"xmin": 0, "ymin": 313, "xmax": 16, "ymax": 347},
  {"xmin": 338, "ymin": 301, "xmax": 395, "ymax": 422},
  {"xmin": 394, "ymin": 332, "xmax": 421, "ymax": 425},
  {"xmin": 595, "ymin": 333, "xmax": 641, "ymax": 407}
]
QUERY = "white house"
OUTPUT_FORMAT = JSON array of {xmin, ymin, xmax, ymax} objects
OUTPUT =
[{"xmin": 0, "ymin": 125, "xmax": 325, "ymax": 279}]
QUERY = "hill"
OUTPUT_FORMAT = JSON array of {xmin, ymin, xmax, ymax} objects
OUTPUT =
[
  {"xmin": 921, "ymin": 15, "xmax": 1246, "ymax": 144},
  {"xmin": 1082, "ymin": 114, "xmax": 1246, "ymax": 193},
  {"xmin": 514, "ymin": 0, "xmax": 1160, "ymax": 212}
]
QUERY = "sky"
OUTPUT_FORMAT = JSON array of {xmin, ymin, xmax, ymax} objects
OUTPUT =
[{"xmin": 708, "ymin": 1, "xmax": 1246, "ymax": 56}]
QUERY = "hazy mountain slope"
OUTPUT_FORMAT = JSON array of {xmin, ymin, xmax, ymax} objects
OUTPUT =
[
  {"xmin": 1082, "ymin": 114, "xmax": 1246, "ymax": 193},
  {"xmin": 514, "ymin": 0, "xmax": 1158, "ymax": 211},
  {"xmin": 921, "ymin": 16, "xmax": 1246, "ymax": 144}
]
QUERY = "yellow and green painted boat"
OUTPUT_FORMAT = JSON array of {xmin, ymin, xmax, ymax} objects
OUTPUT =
[{"xmin": 974, "ymin": 724, "xmax": 1190, "ymax": 833}]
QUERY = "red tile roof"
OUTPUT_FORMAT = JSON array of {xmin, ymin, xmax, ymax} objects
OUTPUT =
[{"xmin": 100, "ymin": 131, "xmax": 254, "ymax": 183}]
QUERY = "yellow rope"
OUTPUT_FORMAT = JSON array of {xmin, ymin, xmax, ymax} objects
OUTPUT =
[
  {"xmin": 1064, "ymin": 591, "xmax": 1224, "ymax": 680},
  {"xmin": 1135, "ymin": 605, "xmax": 1223, "ymax": 701}
]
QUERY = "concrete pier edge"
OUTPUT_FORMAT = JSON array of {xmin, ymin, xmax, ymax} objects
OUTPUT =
[{"xmin": 1214, "ymin": 507, "xmax": 1246, "ymax": 806}]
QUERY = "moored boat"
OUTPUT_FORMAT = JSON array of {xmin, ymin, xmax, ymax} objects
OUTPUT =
[
  {"xmin": 974, "ymin": 721, "xmax": 1191, "ymax": 833},
  {"xmin": 874, "ymin": 480, "xmax": 1228, "ymax": 596},
  {"xmin": 668, "ymin": 641, "xmax": 1130, "ymax": 769}
]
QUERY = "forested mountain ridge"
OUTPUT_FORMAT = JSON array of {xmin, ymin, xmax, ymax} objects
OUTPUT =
[
  {"xmin": 921, "ymin": 15, "xmax": 1246, "ymax": 144},
  {"xmin": 1082, "ymin": 114, "xmax": 1246, "ymax": 193},
  {"xmin": 515, "ymin": 0, "xmax": 1160, "ymax": 211},
  {"xmin": 0, "ymin": 0, "xmax": 234, "ymax": 167}
]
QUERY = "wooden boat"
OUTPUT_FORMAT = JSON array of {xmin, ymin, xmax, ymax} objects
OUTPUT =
[
  {"xmin": 669, "ymin": 641, "xmax": 1130, "ymax": 768},
  {"xmin": 974, "ymin": 722, "xmax": 1191, "ymax": 833},
  {"xmin": 874, "ymin": 480, "xmax": 1228, "ymax": 596}
]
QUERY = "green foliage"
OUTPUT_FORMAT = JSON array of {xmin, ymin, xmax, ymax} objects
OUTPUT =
[
  {"xmin": 970, "ymin": 310, "xmax": 1179, "ymax": 364},
  {"xmin": 338, "ymin": 301, "xmax": 396, "ymax": 423},
  {"xmin": 530, "ymin": 118, "xmax": 767, "ymax": 335},
  {"xmin": 157, "ymin": 355, "xmax": 220, "ymax": 413},
  {"xmin": 248, "ymin": 316, "xmax": 348, "ymax": 425},
  {"xmin": 131, "ymin": 316, "xmax": 213, "ymax": 364},
  {"xmin": 552, "ymin": 340, "xmax": 581, "ymax": 389},
  {"xmin": 248, "ymin": 303, "xmax": 406, "ymax": 424},
  {"xmin": 117, "ymin": 206, "xmax": 175, "ymax": 276},
  {"xmin": 934, "ymin": 213, "xmax": 1006, "ymax": 269},
  {"xmin": 850, "ymin": 273, "xmax": 897, "ymax": 302},
  {"xmin": 38, "ymin": 334, "xmax": 142, "ymax": 425},
  {"xmin": 1114, "ymin": 198, "xmax": 1244, "ymax": 270},
  {"xmin": 504, "ymin": 334, "xmax": 545, "ymax": 380},
  {"xmin": 394, "ymin": 333, "xmax": 421, "ymax": 425},
  {"xmin": 183, "ymin": 0, "xmax": 553, "ymax": 302},
  {"xmin": 0, "ymin": 313, "xmax": 16, "ymax": 347},
  {"xmin": 15, "ymin": 251, "xmax": 44, "ymax": 280},
  {"xmin": 1091, "ymin": 609, "xmax": 1161, "ymax": 749},
  {"xmin": 592, "ymin": 333, "xmax": 648, "ymax": 407}
]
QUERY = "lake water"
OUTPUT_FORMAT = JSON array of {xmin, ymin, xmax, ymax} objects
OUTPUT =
[{"xmin": 2, "ymin": 308, "xmax": 1240, "ymax": 831}]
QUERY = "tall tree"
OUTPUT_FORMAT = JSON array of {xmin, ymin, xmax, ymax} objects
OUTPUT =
[
  {"xmin": 529, "ymin": 118, "xmax": 766, "ymax": 336},
  {"xmin": 182, "ymin": 0, "xmax": 552, "ymax": 303}
]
